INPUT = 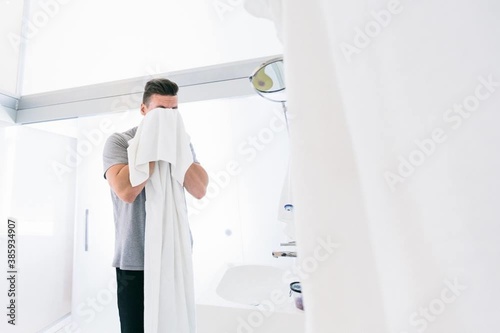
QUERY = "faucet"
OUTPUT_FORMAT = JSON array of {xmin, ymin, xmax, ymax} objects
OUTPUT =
[
  {"xmin": 273, "ymin": 240, "xmax": 297, "ymax": 258},
  {"xmin": 272, "ymin": 251, "xmax": 297, "ymax": 258}
]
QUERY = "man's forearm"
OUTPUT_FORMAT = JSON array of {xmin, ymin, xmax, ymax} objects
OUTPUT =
[{"xmin": 109, "ymin": 162, "xmax": 155, "ymax": 203}]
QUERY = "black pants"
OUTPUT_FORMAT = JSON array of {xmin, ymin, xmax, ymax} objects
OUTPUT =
[{"xmin": 116, "ymin": 268, "xmax": 144, "ymax": 333}]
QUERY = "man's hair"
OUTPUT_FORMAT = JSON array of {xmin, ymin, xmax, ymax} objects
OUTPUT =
[{"xmin": 142, "ymin": 78, "xmax": 179, "ymax": 105}]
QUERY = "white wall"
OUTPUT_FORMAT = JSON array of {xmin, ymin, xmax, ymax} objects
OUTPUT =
[
  {"xmin": 21, "ymin": 0, "xmax": 283, "ymax": 94},
  {"xmin": 0, "ymin": 125, "xmax": 75, "ymax": 333},
  {"xmin": 0, "ymin": 0, "xmax": 24, "ymax": 95}
]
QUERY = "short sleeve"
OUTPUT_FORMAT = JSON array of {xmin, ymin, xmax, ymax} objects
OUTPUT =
[
  {"xmin": 190, "ymin": 142, "xmax": 199, "ymax": 164},
  {"xmin": 103, "ymin": 133, "xmax": 129, "ymax": 179}
]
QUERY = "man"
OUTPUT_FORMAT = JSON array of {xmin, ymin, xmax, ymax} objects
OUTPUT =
[{"xmin": 102, "ymin": 78, "xmax": 208, "ymax": 333}]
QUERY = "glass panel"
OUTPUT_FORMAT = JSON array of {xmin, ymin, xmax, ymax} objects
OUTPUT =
[{"xmin": 22, "ymin": 0, "xmax": 283, "ymax": 94}]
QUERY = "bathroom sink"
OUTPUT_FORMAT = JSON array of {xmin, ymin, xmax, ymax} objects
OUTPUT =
[{"xmin": 215, "ymin": 264, "xmax": 291, "ymax": 308}]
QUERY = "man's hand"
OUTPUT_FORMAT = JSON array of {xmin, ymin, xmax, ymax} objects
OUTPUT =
[{"xmin": 184, "ymin": 163, "xmax": 208, "ymax": 199}]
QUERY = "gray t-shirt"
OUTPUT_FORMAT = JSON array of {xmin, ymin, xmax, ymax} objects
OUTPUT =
[
  {"xmin": 102, "ymin": 126, "xmax": 197, "ymax": 271},
  {"xmin": 103, "ymin": 127, "xmax": 146, "ymax": 270}
]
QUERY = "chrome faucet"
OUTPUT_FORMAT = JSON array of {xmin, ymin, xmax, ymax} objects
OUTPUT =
[
  {"xmin": 272, "ymin": 251, "xmax": 297, "ymax": 258},
  {"xmin": 273, "ymin": 240, "xmax": 297, "ymax": 258}
]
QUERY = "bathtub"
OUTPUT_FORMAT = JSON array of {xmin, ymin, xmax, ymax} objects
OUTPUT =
[{"xmin": 195, "ymin": 264, "xmax": 305, "ymax": 333}]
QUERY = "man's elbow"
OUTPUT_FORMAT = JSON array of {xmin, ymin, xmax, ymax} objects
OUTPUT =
[{"xmin": 118, "ymin": 189, "xmax": 139, "ymax": 204}]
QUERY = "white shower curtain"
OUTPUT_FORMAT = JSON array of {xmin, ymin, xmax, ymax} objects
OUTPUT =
[{"xmin": 260, "ymin": 0, "xmax": 500, "ymax": 332}]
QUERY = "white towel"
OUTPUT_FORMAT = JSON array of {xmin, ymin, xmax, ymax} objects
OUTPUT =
[{"xmin": 127, "ymin": 108, "xmax": 196, "ymax": 333}]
